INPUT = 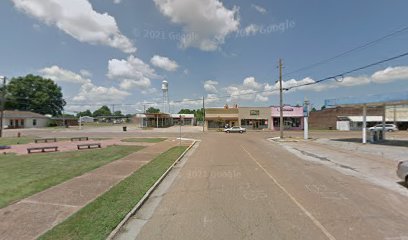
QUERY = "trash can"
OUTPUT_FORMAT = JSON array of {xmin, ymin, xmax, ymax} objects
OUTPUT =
[{"xmin": 123, "ymin": 126, "xmax": 127, "ymax": 132}]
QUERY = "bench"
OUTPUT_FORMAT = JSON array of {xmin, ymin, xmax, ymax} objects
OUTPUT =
[
  {"xmin": 77, "ymin": 143, "xmax": 101, "ymax": 150},
  {"xmin": 27, "ymin": 146, "xmax": 58, "ymax": 154},
  {"xmin": 34, "ymin": 138, "xmax": 57, "ymax": 143},
  {"xmin": 70, "ymin": 137, "xmax": 89, "ymax": 141}
]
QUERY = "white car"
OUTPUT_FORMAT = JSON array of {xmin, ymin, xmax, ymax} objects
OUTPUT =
[
  {"xmin": 397, "ymin": 161, "xmax": 408, "ymax": 185},
  {"xmin": 369, "ymin": 124, "xmax": 398, "ymax": 132},
  {"xmin": 223, "ymin": 126, "xmax": 246, "ymax": 133}
]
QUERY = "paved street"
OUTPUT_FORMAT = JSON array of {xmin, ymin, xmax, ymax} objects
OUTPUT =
[{"xmin": 115, "ymin": 132, "xmax": 408, "ymax": 240}]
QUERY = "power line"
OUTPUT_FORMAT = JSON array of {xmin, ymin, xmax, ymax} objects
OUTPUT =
[
  {"xmin": 287, "ymin": 50, "xmax": 408, "ymax": 90},
  {"xmin": 284, "ymin": 25, "xmax": 408, "ymax": 77}
]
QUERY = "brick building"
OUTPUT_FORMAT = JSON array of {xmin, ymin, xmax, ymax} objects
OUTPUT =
[{"xmin": 309, "ymin": 107, "xmax": 384, "ymax": 130}]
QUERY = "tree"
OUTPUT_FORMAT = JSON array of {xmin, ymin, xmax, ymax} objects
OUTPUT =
[
  {"xmin": 113, "ymin": 110, "xmax": 124, "ymax": 116},
  {"xmin": 93, "ymin": 105, "xmax": 112, "ymax": 117},
  {"xmin": 311, "ymin": 107, "xmax": 317, "ymax": 112},
  {"xmin": 76, "ymin": 110, "xmax": 92, "ymax": 117},
  {"xmin": 5, "ymin": 74, "xmax": 66, "ymax": 115},
  {"xmin": 321, "ymin": 106, "xmax": 326, "ymax": 110},
  {"xmin": 146, "ymin": 107, "xmax": 160, "ymax": 113},
  {"xmin": 178, "ymin": 109, "xmax": 195, "ymax": 114}
]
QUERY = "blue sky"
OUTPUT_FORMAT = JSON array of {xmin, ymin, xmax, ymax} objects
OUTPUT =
[{"xmin": 1, "ymin": 0, "xmax": 408, "ymax": 113}]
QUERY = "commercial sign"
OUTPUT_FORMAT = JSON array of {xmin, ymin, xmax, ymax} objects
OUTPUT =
[{"xmin": 250, "ymin": 110, "xmax": 260, "ymax": 116}]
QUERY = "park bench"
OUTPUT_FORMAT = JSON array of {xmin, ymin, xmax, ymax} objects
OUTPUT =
[
  {"xmin": 70, "ymin": 137, "xmax": 89, "ymax": 141},
  {"xmin": 27, "ymin": 146, "xmax": 58, "ymax": 154},
  {"xmin": 77, "ymin": 143, "xmax": 101, "ymax": 150},
  {"xmin": 34, "ymin": 138, "xmax": 57, "ymax": 143}
]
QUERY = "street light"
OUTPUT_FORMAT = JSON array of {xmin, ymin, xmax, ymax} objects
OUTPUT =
[{"xmin": 0, "ymin": 76, "xmax": 7, "ymax": 138}]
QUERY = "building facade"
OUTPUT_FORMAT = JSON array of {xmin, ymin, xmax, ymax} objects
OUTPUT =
[
  {"xmin": 238, "ymin": 107, "xmax": 271, "ymax": 130},
  {"xmin": 271, "ymin": 106, "xmax": 304, "ymax": 130},
  {"xmin": 2, "ymin": 110, "xmax": 49, "ymax": 128},
  {"xmin": 205, "ymin": 107, "xmax": 239, "ymax": 129}
]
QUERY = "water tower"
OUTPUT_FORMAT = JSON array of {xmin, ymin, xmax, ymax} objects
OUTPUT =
[{"xmin": 161, "ymin": 80, "xmax": 169, "ymax": 113}]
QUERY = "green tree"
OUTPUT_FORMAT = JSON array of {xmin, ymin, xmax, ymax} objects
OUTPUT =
[
  {"xmin": 311, "ymin": 107, "xmax": 317, "ymax": 112},
  {"xmin": 5, "ymin": 74, "xmax": 66, "ymax": 115},
  {"xmin": 146, "ymin": 107, "xmax": 160, "ymax": 113},
  {"xmin": 113, "ymin": 110, "xmax": 124, "ymax": 116},
  {"xmin": 76, "ymin": 109, "xmax": 92, "ymax": 117},
  {"xmin": 178, "ymin": 109, "xmax": 195, "ymax": 114},
  {"xmin": 321, "ymin": 106, "xmax": 326, "ymax": 110},
  {"xmin": 93, "ymin": 105, "xmax": 112, "ymax": 117}
]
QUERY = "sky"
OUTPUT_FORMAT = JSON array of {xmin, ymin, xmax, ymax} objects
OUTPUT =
[{"xmin": 1, "ymin": 0, "xmax": 408, "ymax": 114}]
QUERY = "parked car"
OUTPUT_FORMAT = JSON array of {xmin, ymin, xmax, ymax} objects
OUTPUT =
[
  {"xmin": 397, "ymin": 161, "xmax": 408, "ymax": 185},
  {"xmin": 224, "ymin": 126, "xmax": 246, "ymax": 133},
  {"xmin": 369, "ymin": 124, "xmax": 398, "ymax": 132}
]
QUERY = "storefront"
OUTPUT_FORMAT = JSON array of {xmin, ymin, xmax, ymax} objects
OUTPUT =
[
  {"xmin": 238, "ymin": 107, "xmax": 271, "ymax": 130},
  {"xmin": 271, "ymin": 106, "xmax": 304, "ymax": 130},
  {"xmin": 205, "ymin": 107, "xmax": 239, "ymax": 130}
]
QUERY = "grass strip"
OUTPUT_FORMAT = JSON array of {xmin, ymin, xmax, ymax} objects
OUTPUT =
[
  {"xmin": 121, "ymin": 138, "xmax": 167, "ymax": 143},
  {"xmin": 0, "ymin": 136, "xmax": 34, "ymax": 145},
  {"xmin": 0, "ymin": 145, "xmax": 143, "ymax": 208},
  {"xmin": 39, "ymin": 146, "xmax": 188, "ymax": 240}
]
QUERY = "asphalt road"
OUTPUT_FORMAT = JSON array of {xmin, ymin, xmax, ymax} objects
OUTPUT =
[{"xmin": 114, "ymin": 132, "xmax": 408, "ymax": 240}]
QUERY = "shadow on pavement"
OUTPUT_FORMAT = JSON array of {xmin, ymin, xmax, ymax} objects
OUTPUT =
[
  {"xmin": 397, "ymin": 182, "xmax": 408, "ymax": 189},
  {"xmin": 332, "ymin": 138, "xmax": 408, "ymax": 148}
]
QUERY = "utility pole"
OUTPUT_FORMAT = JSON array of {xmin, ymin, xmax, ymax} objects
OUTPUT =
[
  {"xmin": 202, "ymin": 96, "xmax": 205, "ymax": 132},
  {"xmin": 0, "ymin": 76, "xmax": 6, "ymax": 138},
  {"xmin": 278, "ymin": 59, "xmax": 284, "ymax": 139}
]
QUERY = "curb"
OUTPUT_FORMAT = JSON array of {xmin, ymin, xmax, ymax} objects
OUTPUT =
[{"xmin": 106, "ymin": 140, "xmax": 197, "ymax": 240}]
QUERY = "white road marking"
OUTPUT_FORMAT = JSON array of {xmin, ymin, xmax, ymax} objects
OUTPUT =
[{"xmin": 241, "ymin": 146, "xmax": 337, "ymax": 240}]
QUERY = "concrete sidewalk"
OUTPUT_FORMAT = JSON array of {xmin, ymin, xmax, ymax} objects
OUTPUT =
[
  {"xmin": 276, "ymin": 138, "xmax": 408, "ymax": 197},
  {"xmin": 0, "ymin": 139, "xmax": 186, "ymax": 240}
]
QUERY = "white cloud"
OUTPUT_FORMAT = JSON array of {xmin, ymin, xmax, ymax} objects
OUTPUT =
[
  {"xmin": 204, "ymin": 80, "xmax": 219, "ymax": 93},
  {"xmin": 150, "ymin": 55, "xmax": 179, "ymax": 72},
  {"xmin": 371, "ymin": 66, "xmax": 408, "ymax": 83},
  {"xmin": 80, "ymin": 69, "xmax": 92, "ymax": 78},
  {"xmin": 40, "ymin": 65, "xmax": 91, "ymax": 84},
  {"xmin": 12, "ymin": 0, "xmax": 135, "ymax": 53},
  {"xmin": 243, "ymin": 24, "xmax": 260, "ymax": 36},
  {"xmin": 154, "ymin": 0, "xmax": 240, "ymax": 51},
  {"xmin": 251, "ymin": 4, "xmax": 267, "ymax": 14},
  {"xmin": 107, "ymin": 55, "xmax": 159, "ymax": 90},
  {"xmin": 40, "ymin": 65, "xmax": 130, "ymax": 104},
  {"xmin": 73, "ymin": 82, "xmax": 130, "ymax": 103},
  {"xmin": 243, "ymin": 77, "xmax": 262, "ymax": 90},
  {"xmin": 113, "ymin": 0, "xmax": 122, "ymax": 4}
]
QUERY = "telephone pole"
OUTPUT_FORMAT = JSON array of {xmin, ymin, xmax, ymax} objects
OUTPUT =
[{"xmin": 278, "ymin": 59, "xmax": 284, "ymax": 139}]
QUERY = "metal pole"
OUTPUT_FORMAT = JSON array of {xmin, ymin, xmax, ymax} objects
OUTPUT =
[
  {"xmin": 304, "ymin": 99, "xmax": 309, "ymax": 140},
  {"xmin": 179, "ymin": 115, "xmax": 182, "ymax": 146},
  {"xmin": 0, "ymin": 76, "xmax": 6, "ymax": 138},
  {"xmin": 279, "ymin": 59, "xmax": 284, "ymax": 139},
  {"xmin": 362, "ymin": 104, "xmax": 367, "ymax": 144},
  {"xmin": 202, "ymin": 96, "xmax": 205, "ymax": 132},
  {"xmin": 382, "ymin": 104, "xmax": 386, "ymax": 140}
]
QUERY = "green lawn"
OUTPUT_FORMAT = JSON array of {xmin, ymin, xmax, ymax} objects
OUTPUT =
[
  {"xmin": 0, "ymin": 136, "xmax": 35, "ymax": 145},
  {"xmin": 121, "ymin": 138, "xmax": 167, "ymax": 143},
  {"xmin": 0, "ymin": 145, "xmax": 143, "ymax": 208},
  {"xmin": 39, "ymin": 146, "xmax": 188, "ymax": 240}
]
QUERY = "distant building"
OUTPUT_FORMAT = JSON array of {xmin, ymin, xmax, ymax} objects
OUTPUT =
[
  {"xmin": 79, "ymin": 116, "xmax": 94, "ymax": 123},
  {"xmin": 205, "ymin": 106, "xmax": 239, "ymax": 129},
  {"xmin": 238, "ymin": 107, "xmax": 271, "ymax": 130},
  {"xmin": 2, "ymin": 110, "xmax": 49, "ymax": 128},
  {"xmin": 271, "ymin": 106, "xmax": 303, "ymax": 130},
  {"xmin": 170, "ymin": 114, "xmax": 195, "ymax": 126}
]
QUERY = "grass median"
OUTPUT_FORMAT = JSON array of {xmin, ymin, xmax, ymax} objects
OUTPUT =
[
  {"xmin": 0, "ymin": 145, "xmax": 143, "ymax": 208},
  {"xmin": 39, "ymin": 145, "xmax": 189, "ymax": 240},
  {"xmin": 0, "ymin": 136, "xmax": 34, "ymax": 145},
  {"xmin": 121, "ymin": 137, "xmax": 167, "ymax": 143}
]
